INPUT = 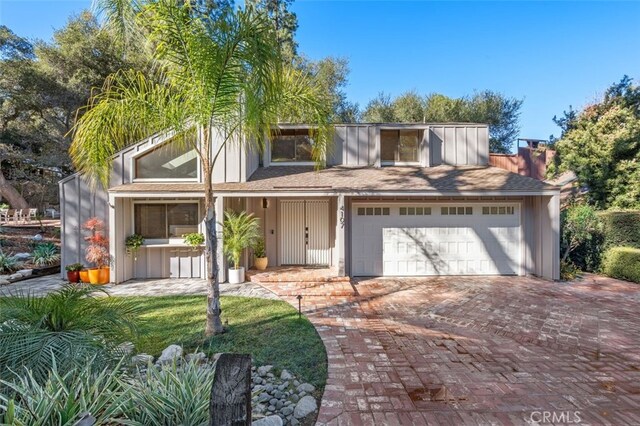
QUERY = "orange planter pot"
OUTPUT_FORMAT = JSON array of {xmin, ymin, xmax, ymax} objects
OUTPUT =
[
  {"xmin": 88, "ymin": 267, "xmax": 110, "ymax": 285},
  {"xmin": 79, "ymin": 269, "xmax": 90, "ymax": 283}
]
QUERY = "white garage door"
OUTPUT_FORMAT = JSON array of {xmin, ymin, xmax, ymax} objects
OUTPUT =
[{"xmin": 351, "ymin": 203, "xmax": 521, "ymax": 276}]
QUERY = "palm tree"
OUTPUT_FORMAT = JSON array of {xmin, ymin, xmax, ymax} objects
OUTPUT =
[
  {"xmin": 70, "ymin": 0, "xmax": 331, "ymax": 335},
  {"xmin": 0, "ymin": 285, "xmax": 140, "ymax": 383},
  {"xmin": 222, "ymin": 210, "xmax": 261, "ymax": 270}
]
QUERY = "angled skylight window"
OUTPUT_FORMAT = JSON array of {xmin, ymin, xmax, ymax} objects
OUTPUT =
[{"xmin": 135, "ymin": 135, "xmax": 198, "ymax": 179}]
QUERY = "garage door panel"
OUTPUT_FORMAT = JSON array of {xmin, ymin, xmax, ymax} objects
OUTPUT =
[{"xmin": 352, "ymin": 203, "xmax": 521, "ymax": 276}]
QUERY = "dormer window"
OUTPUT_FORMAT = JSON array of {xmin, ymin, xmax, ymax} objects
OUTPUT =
[
  {"xmin": 381, "ymin": 129, "xmax": 421, "ymax": 164},
  {"xmin": 271, "ymin": 129, "xmax": 314, "ymax": 163},
  {"xmin": 135, "ymin": 136, "xmax": 198, "ymax": 180}
]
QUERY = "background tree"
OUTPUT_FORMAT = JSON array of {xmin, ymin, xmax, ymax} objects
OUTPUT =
[
  {"xmin": 0, "ymin": 14, "xmax": 150, "ymax": 208},
  {"xmin": 552, "ymin": 76, "xmax": 640, "ymax": 209},
  {"xmin": 71, "ymin": 0, "xmax": 331, "ymax": 336},
  {"xmin": 247, "ymin": 0, "xmax": 298, "ymax": 61},
  {"xmin": 361, "ymin": 90, "xmax": 523, "ymax": 153}
]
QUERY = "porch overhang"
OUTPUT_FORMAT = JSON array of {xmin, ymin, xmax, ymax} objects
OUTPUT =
[{"xmin": 108, "ymin": 182, "xmax": 204, "ymax": 198}]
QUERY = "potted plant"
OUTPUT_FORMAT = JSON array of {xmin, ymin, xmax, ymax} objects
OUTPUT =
[
  {"xmin": 125, "ymin": 233, "xmax": 144, "ymax": 259},
  {"xmin": 65, "ymin": 263, "xmax": 83, "ymax": 283},
  {"xmin": 79, "ymin": 268, "xmax": 90, "ymax": 283},
  {"xmin": 253, "ymin": 237, "xmax": 268, "ymax": 270},
  {"xmin": 183, "ymin": 232, "xmax": 205, "ymax": 250},
  {"xmin": 83, "ymin": 217, "xmax": 111, "ymax": 285},
  {"xmin": 222, "ymin": 210, "xmax": 260, "ymax": 284}
]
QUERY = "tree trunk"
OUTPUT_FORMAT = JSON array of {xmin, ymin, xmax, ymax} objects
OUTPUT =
[
  {"xmin": 0, "ymin": 167, "xmax": 29, "ymax": 209},
  {"xmin": 203, "ymin": 127, "xmax": 224, "ymax": 336},
  {"xmin": 209, "ymin": 353, "xmax": 252, "ymax": 426}
]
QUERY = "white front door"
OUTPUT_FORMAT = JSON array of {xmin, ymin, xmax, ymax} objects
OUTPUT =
[
  {"xmin": 351, "ymin": 203, "xmax": 522, "ymax": 276},
  {"xmin": 280, "ymin": 200, "xmax": 330, "ymax": 265}
]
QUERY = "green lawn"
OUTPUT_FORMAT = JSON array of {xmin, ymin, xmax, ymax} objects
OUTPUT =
[{"xmin": 125, "ymin": 295, "xmax": 327, "ymax": 389}]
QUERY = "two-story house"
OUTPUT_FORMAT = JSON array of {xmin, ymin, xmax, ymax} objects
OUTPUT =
[{"xmin": 59, "ymin": 123, "xmax": 560, "ymax": 283}]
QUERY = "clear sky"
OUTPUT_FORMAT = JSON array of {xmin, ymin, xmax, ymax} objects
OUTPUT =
[{"xmin": 2, "ymin": 0, "xmax": 639, "ymax": 146}]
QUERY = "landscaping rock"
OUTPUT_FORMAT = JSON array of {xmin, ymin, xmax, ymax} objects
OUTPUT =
[
  {"xmin": 293, "ymin": 395, "xmax": 317, "ymax": 419},
  {"xmin": 296, "ymin": 383, "xmax": 315, "ymax": 393},
  {"xmin": 16, "ymin": 269, "xmax": 32, "ymax": 277},
  {"xmin": 13, "ymin": 253, "xmax": 31, "ymax": 261},
  {"xmin": 157, "ymin": 344, "xmax": 183, "ymax": 364},
  {"xmin": 185, "ymin": 352, "xmax": 207, "ymax": 364},
  {"xmin": 9, "ymin": 273, "xmax": 21, "ymax": 281},
  {"xmin": 258, "ymin": 393, "xmax": 270, "ymax": 403},
  {"xmin": 280, "ymin": 369, "xmax": 294, "ymax": 380},
  {"xmin": 0, "ymin": 278, "xmax": 9, "ymax": 286},
  {"xmin": 281, "ymin": 406, "xmax": 293, "ymax": 416},
  {"xmin": 131, "ymin": 354, "xmax": 154, "ymax": 366},
  {"xmin": 252, "ymin": 415, "xmax": 283, "ymax": 426},
  {"xmin": 257, "ymin": 365, "xmax": 273, "ymax": 376}
]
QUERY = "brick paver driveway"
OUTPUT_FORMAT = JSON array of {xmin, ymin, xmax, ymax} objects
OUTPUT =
[{"xmin": 263, "ymin": 275, "xmax": 640, "ymax": 425}]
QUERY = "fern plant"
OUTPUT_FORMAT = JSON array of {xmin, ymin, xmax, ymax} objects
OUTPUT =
[
  {"xmin": 0, "ymin": 285, "xmax": 140, "ymax": 383},
  {"xmin": 31, "ymin": 242, "xmax": 60, "ymax": 266}
]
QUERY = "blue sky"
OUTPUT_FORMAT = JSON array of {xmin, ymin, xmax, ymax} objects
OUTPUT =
[{"xmin": 2, "ymin": 1, "xmax": 639, "ymax": 146}]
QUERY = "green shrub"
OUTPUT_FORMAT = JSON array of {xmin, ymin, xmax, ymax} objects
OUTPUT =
[
  {"xmin": 0, "ymin": 360, "xmax": 128, "ymax": 425},
  {"xmin": 0, "ymin": 251, "xmax": 20, "ymax": 273},
  {"xmin": 561, "ymin": 204, "xmax": 603, "ymax": 271},
  {"xmin": 31, "ymin": 242, "xmax": 60, "ymax": 266},
  {"xmin": 599, "ymin": 211, "xmax": 640, "ymax": 249},
  {"xmin": 0, "ymin": 358, "xmax": 214, "ymax": 426},
  {"xmin": 601, "ymin": 246, "xmax": 640, "ymax": 283},
  {"xmin": 0, "ymin": 285, "xmax": 140, "ymax": 383}
]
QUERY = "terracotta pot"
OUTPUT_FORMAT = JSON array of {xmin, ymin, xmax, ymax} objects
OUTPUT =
[
  {"xmin": 88, "ymin": 267, "xmax": 110, "ymax": 285},
  {"xmin": 254, "ymin": 257, "xmax": 268, "ymax": 271},
  {"xmin": 79, "ymin": 269, "xmax": 90, "ymax": 283},
  {"xmin": 66, "ymin": 270, "xmax": 80, "ymax": 283}
]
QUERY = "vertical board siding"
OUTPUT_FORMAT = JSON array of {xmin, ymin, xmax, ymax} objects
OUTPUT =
[
  {"xmin": 330, "ymin": 126, "xmax": 345, "ymax": 166},
  {"xmin": 279, "ymin": 200, "xmax": 306, "ymax": 265},
  {"xmin": 305, "ymin": 200, "xmax": 330, "ymax": 265},
  {"xmin": 429, "ymin": 125, "xmax": 489, "ymax": 166}
]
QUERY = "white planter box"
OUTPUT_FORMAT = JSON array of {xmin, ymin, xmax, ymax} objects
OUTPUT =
[{"xmin": 228, "ymin": 267, "xmax": 245, "ymax": 284}]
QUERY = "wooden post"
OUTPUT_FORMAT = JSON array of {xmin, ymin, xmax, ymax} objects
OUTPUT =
[{"xmin": 209, "ymin": 353, "xmax": 252, "ymax": 426}]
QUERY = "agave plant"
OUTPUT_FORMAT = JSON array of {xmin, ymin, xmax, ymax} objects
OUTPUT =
[
  {"xmin": 31, "ymin": 242, "xmax": 61, "ymax": 266},
  {"xmin": 0, "ymin": 285, "xmax": 140, "ymax": 383},
  {"xmin": 0, "ymin": 250, "xmax": 20, "ymax": 273}
]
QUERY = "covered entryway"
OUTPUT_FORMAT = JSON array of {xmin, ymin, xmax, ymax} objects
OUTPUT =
[
  {"xmin": 351, "ymin": 202, "xmax": 521, "ymax": 276},
  {"xmin": 279, "ymin": 199, "xmax": 330, "ymax": 265}
]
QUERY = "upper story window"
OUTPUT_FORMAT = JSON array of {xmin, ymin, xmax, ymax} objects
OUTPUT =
[
  {"xmin": 381, "ymin": 129, "xmax": 421, "ymax": 164},
  {"xmin": 135, "ymin": 136, "xmax": 198, "ymax": 180},
  {"xmin": 134, "ymin": 203, "xmax": 199, "ymax": 239},
  {"xmin": 270, "ymin": 129, "xmax": 313, "ymax": 163}
]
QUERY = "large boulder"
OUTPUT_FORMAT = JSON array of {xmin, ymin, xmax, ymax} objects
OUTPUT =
[
  {"xmin": 252, "ymin": 415, "xmax": 283, "ymax": 426},
  {"xmin": 157, "ymin": 344, "xmax": 183, "ymax": 364},
  {"xmin": 293, "ymin": 395, "xmax": 317, "ymax": 419}
]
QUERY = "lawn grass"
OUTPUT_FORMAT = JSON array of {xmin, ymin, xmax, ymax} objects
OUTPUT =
[{"xmin": 125, "ymin": 295, "xmax": 327, "ymax": 389}]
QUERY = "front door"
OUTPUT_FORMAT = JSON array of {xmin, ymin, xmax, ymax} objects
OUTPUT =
[{"xmin": 280, "ymin": 200, "xmax": 330, "ymax": 265}]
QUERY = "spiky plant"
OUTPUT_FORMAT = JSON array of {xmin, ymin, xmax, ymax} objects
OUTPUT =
[
  {"xmin": 31, "ymin": 242, "xmax": 60, "ymax": 267},
  {"xmin": 222, "ymin": 210, "xmax": 261, "ymax": 270},
  {"xmin": 71, "ymin": 0, "xmax": 332, "ymax": 336},
  {"xmin": 118, "ymin": 361, "xmax": 214, "ymax": 425},
  {"xmin": 0, "ymin": 250, "xmax": 20, "ymax": 273},
  {"xmin": 0, "ymin": 285, "xmax": 140, "ymax": 383},
  {"xmin": 0, "ymin": 359, "xmax": 129, "ymax": 425}
]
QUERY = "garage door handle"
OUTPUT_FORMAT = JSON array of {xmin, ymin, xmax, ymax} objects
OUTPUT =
[{"xmin": 305, "ymin": 227, "xmax": 309, "ymax": 245}]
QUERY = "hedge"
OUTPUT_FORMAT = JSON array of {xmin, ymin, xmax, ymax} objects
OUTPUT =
[
  {"xmin": 599, "ymin": 211, "xmax": 640, "ymax": 249},
  {"xmin": 601, "ymin": 246, "xmax": 640, "ymax": 283}
]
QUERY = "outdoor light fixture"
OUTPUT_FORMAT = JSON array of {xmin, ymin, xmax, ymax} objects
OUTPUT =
[{"xmin": 262, "ymin": 198, "xmax": 269, "ymax": 209}]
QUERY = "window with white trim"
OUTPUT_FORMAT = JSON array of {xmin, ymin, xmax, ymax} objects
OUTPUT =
[
  {"xmin": 399, "ymin": 206, "xmax": 432, "ymax": 216},
  {"xmin": 441, "ymin": 206, "xmax": 473, "ymax": 215},
  {"xmin": 135, "ymin": 135, "xmax": 198, "ymax": 179},
  {"xmin": 357, "ymin": 207, "xmax": 390, "ymax": 216},
  {"xmin": 482, "ymin": 206, "xmax": 515, "ymax": 215}
]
